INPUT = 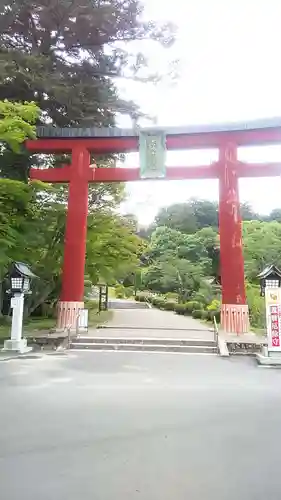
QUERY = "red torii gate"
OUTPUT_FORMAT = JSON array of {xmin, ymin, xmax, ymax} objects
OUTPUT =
[{"xmin": 27, "ymin": 119, "xmax": 281, "ymax": 333}]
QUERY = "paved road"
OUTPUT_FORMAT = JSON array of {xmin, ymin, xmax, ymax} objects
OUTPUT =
[
  {"xmin": 1, "ymin": 352, "xmax": 281, "ymax": 499},
  {"xmin": 98, "ymin": 306, "xmax": 213, "ymax": 340}
]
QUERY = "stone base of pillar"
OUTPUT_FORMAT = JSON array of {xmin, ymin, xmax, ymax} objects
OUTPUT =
[
  {"xmin": 57, "ymin": 301, "xmax": 84, "ymax": 331},
  {"xmin": 221, "ymin": 304, "xmax": 250, "ymax": 334},
  {"xmin": 2, "ymin": 338, "xmax": 31, "ymax": 354}
]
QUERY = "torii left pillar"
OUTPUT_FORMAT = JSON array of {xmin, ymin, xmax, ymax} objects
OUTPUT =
[
  {"xmin": 30, "ymin": 145, "xmax": 92, "ymax": 330},
  {"xmin": 56, "ymin": 146, "xmax": 90, "ymax": 329}
]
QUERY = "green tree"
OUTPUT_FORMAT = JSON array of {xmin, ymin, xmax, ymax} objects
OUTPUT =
[
  {"xmin": 148, "ymin": 226, "xmax": 213, "ymax": 274},
  {"xmin": 143, "ymin": 258, "xmax": 203, "ymax": 301},
  {"xmin": 0, "ymin": 179, "xmax": 34, "ymax": 271},
  {"xmin": 0, "ymin": 99, "xmax": 40, "ymax": 273},
  {"xmin": 0, "ymin": 100, "xmax": 39, "ymax": 152},
  {"xmin": 154, "ymin": 203, "xmax": 199, "ymax": 234},
  {"xmin": 0, "ymin": 0, "xmax": 174, "ymax": 124},
  {"xmin": 154, "ymin": 199, "xmax": 218, "ymax": 234},
  {"xmin": 240, "ymin": 202, "xmax": 260, "ymax": 221},
  {"xmin": 86, "ymin": 211, "xmax": 145, "ymax": 284},
  {"xmin": 153, "ymin": 199, "xmax": 261, "ymax": 236},
  {"xmin": 267, "ymin": 208, "xmax": 281, "ymax": 223},
  {"xmin": 243, "ymin": 220, "xmax": 281, "ymax": 280}
]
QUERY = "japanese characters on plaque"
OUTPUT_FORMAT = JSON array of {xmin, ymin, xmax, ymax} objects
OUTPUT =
[
  {"xmin": 139, "ymin": 130, "xmax": 167, "ymax": 179},
  {"xmin": 265, "ymin": 288, "xmax": 281, "ymax": 351}
]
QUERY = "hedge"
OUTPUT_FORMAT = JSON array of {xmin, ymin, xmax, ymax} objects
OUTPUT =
[
  {"xmin": 174, "ymin": 303, "xmax": 187, "ymax": 315},
  {"xmin": 164, "ymin": 301, "xmax": 176, "ymax": 311},
  {"xmin": 135, "ymin": 293, "xmax": 221, "ymax": 323},
  {"xmin": 135, "ymin": 293, "xmax": 147, "ymax": 302},
  {"xmin": 185, "ymin": 301, "xmax": 203, "ymax": 315},
  {"xmin": 192, "ymin": 309, "xmax": 203, "ymax": 319}
]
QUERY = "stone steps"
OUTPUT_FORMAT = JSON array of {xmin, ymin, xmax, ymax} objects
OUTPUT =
[{"xmin": 70, "ymin": 337, "xmax": 218, "ymax": 354}]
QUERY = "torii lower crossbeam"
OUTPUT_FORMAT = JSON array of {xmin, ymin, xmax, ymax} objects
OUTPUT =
[{"xmin": 27, "ymin": 119, "xmax": 281, "ymax": 334}]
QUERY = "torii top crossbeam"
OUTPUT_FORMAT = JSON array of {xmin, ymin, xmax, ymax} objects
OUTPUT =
[
  {"xmin": 27, "ymin": 117, "xmax": 281, "ymax": 183},
  {"xmin": 29, "ymin": 116, "xmax": 281, "ymax": 153}
]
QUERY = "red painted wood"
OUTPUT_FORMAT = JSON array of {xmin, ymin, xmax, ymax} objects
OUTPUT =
[
  {"xmin": 221, "ymin": 304, "xmax": 249, "ymax": 334},
  {"xmin": 90, "ymin": 165, "xmax": 220, "ymax": 182},
  {"xmin": 30, "ymin": 165, "xmax": 220, "ymax": 183},
  {"xmin": 60, "ymin": 147, "xmax": 90, "ymax": 302},
  {"xmin": 26, "ymin": 126, "xmax": 281, "ymax": 154},
  {"xmin": 235, "ymin": 162, "xmax": 281, "ymax": 177},
  {"xmin": 218, "ymin": 144, "xmax": 246, "ymax": 306},
  {"xmin": 30, "ymin": 166, "xmax": 71, "ymax": 183},
  {"xmin": 30, "ymin": 162, "xmax": 281, "ymax": 184}
]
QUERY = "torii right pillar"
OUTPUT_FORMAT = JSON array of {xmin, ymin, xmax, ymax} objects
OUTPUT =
[{"xmin": 218, "ymin": 143, "xmax": 250, "ymax": 334}]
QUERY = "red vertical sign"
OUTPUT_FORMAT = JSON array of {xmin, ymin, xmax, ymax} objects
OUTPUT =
[{"xmin": 269, "ymin": 304, "xmax": 281, "ymax": 348}]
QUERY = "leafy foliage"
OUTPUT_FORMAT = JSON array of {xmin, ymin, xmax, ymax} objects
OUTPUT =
[
  {"xmin": 86, "ymin": 211, "xmax": 145, "ymax": 285},
  {"xmin": 0, "ymin": 100, "xmax": 39, "ymax": 151},
  {"xmin": 137, "ymin": 199, "xmax": 281, "ymax": 329},
  {"xmin": 150, "ymin": 199, "xmax": 277, "ymax": 236},
  {"xmin": 243, "ymin": 221, "xmax": 281, "ymax": 281}
]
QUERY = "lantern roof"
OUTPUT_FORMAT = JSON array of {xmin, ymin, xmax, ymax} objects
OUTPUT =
[
  {"xmin": 257, "ymin": 264, "xmax": 281, "ymax": 279},
  {"xmin": 10, "ymin": 262, "xmax": 37, "ymax": 279}
]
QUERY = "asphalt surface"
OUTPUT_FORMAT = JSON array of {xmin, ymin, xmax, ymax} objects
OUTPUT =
[{"xmin": 1, "ymin": 352, "xmax": 281, "ymax": 499}]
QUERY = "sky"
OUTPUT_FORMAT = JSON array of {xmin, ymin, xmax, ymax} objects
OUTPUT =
[{"xmin": 118, "ymin": 0, "xmax": 281, "ymax": 225}]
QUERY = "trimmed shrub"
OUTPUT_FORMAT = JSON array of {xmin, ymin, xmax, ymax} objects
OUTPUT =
[
  {"xmin": 192, "ymin": 309, "xmax": 203, "ymax": 319},
  {"xmin": 185, "ymin": 301, "xmax": 203, "ymax": 315},
  {"xmin": 214, "ymin": 310, "xmax": 220, "ymax": 323},
  {"xmin": 124, "ymin": 286, "xmax": 134, "ymax": 298},
  {"xmin": 163, "ymin": 301, "xmax": 176, "ymax": 311},
  {"xmin": 207, "ymin": 299, "xmax": 221, "ymax": 311},
  {"xmin": 175, "ymin": 304, "xmax": 187, "ymax": 315},
  {"xmin": 115, "ymin": 284, "xmax": 125, "ymax": 298},
  {"xmin": 152, "ymin": 297, "xmax": 161, "ymax": 307},
  {"xmin": 135, "ymin": 293, "xmax": 147, "ymax": 302},
  {"xmin": 200, "ymin": 310, "xmax": 209, "ymax": 320},
  {"xmin": 151, "ymin": 297, "xmax": 166, "ymax": 308},
  {"xmin": 191, "ymin": 292, "xmax": 209, "ymax": 306},
  {"xmin": 164, "ymin": 292, "xmax": 178, "ymax": 301},
  {"xmin": 207, "ymin": 310, "xmax": 215, "ymax": 320},
  {"xmin": 139, "ymin": 294, "xmax": 147, "ymax": 303},
  {"xmin": 207, "ymin": 309, "xmax": 221, "ymax": 323}
]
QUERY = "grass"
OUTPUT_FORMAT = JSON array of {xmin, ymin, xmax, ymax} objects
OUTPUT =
[
  {"xmin": 0, "ymin": 305, "xmax": 113, "ymax": 340},
  {"xmin": 251, "ymin": 326, "xmax": 266, "ymax": 336},
  {"xmin": 88, "ymin": 309, "xmax": 112, "ymax": 327},
  {"xmin": 0, "ymin": 317, "xmax": 56, "ymax": 339}
]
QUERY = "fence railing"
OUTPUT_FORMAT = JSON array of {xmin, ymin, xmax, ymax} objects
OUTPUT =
[{"xmin": 213, "ymin": 316, "xmax": 219, "ymax": 354}]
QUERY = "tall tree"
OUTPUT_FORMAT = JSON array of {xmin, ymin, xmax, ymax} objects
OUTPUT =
[
  {"xmin": 0, "ymin": 0, "xmax": 174, "ymax": 127},
  {"xmin": 153, "ymin": 199, "xmax": 219, "ymax": 234},
  {"xmin": 267, "ymin": 208, "xmax": 281, "ymax": 223},
  {"xmin": 240, "ymin": 202, "xmax": 260, "ymax": 222},
  {"xmin": 243, "ymin": 220, "xmax": 281, "ymax": 280}
]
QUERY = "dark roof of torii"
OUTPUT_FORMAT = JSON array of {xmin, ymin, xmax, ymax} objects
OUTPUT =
[{"xmin": 36, "ymin": 117, "xmax": 281, "ymax": 139}]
